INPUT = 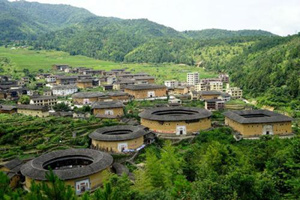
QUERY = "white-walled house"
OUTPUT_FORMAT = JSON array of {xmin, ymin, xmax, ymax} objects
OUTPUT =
[{"xmin": 52, "ymin": 85, "xmax": 78, "ymax": 96}]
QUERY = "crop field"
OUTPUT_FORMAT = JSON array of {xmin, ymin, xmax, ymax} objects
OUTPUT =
[{"xmin": 0, "ymin": 47, "xmax": 216, "ymax": 83}]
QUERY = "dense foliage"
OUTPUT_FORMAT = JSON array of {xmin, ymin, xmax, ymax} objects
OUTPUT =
[{"xmin": 2, "ymin": 127, "xmax": 300, "ymax": 199}]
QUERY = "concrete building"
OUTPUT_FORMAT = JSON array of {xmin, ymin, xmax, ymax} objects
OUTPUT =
[
  {"xmin": 52, "ymin": 85, "xmax": 78, "ymax": 96},
  {"xmin": 89, "ymin": 125, "xmax": 147, "ymax": 153},
  {"xmin": 124, "ymin": 84, "xmax": 167, "ymax": 99},
  {"xmin": 224, "ymin": 110, "xmax": 293, "ymax": 138},
  {"xmin": 209, "ymin": 81, "xmax": 223, "ymax": 91},
  {"xmin": 21, "ymin": 149, "xmax": 113, "ymax": 195},
  {"xmin": 187, "ymin": 72, "xmax": 199, "ymax": 85},
  {"xmin": 205, "ymin": 99, "xmax": 225, "ymax": 111},
  {"xmin": 92, "ymin": 101, "xmax": 125, "ymax": 119},
  {"xmin": 226, "ymin": 87, "xmax": 243, "ymax": 99},
  {"xmin": 30, "ymin": 96, "xmax": 57, "ymax": 108},
  {"xmin": 164, "ymin": 80, "xmax": 179, "ymax": 88},
  {"xmin": 139, "ymin": 107, "xmax": 212, "ymax": 137}
]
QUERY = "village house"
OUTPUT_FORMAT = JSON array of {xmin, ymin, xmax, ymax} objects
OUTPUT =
[
  {"xmin": 219, "ymin": 73, "xmax": 230, "ymax": 83},
  {"xmin": 124, "ymin": 84, "xmax": 167, "ymax": 99},
  {"xmin": 164, "ymin": 80, "xmax": 179, "ymax": 88},
  {"xmin": 89, "ymin": 125, "xmax": 148, "ymax": 153},
  {"xmin": 226, "ymin": 87, "xmax": 243, "ymax": 99},
  {"xmin": 52, "ymin": 85, "xmax": 78, "ymax": 96},
  {"xmin": 195, "ymin": 82, "xmax": 210, "ymax": 91},
  {"xmin": 21, "ymin": 149, "xmax": 113, "ymax": 195},
  {"xmin": 199, "ymin": 91, "xmax": 222, "ymax": 100},
  {"xmin": 72, "ymin": 92, "xmax": 104, "ymax": 104},
  {"xmin": 107, "ymin": 76, "xmax": 117, "ymax": 85},
  {"xmin": 43, "ymin": 89, "xmax": 52, "ymax": 96},
  {"xmin": 76, "ymin": 79, "xmax": 93, "ymax": 89},
  {"xmin": 134, "ymin": 76, "xmax": 155, "ymax": 84},
  {"xmin": 103, "ymin": 92, "xmax": 130, "ymax": 103},
  {"xmin": 56, "ymin": 76, "xmax": 78, "ymax": 85},
  {"xmin": 205, "ymin": 99, "xmax": 225, "ymax": 111},
  {"xmin": 52, "ymin": 64, "xmax": 70, "ymax": 71},
  {"xmin": 83, "ymin": 70, "xmax": 105, "ymax": 76},
  {"xmin": 0, "ymin": 105, "xmax": 17, "ymax": 114},
  {"xmin": 92, "ymin": 101, "xmax": 125, "ymax": 119},
  {"xmin": 0, "ymin": 158, "xmax": 24, "ymax": 188},
  {"xmin": 209, "ymin": 81, "xmax": 223, "ymax": 91},
  {"xmin": 103, "ymin": 84, "xmax": 114, "ymax": 91},
  {"xmin": 17, "ymin": 105, "xmax": 49, "ymax": 117},
  {"xmin": 224, "ymin": 110, "xmax": 293, "ymax": 138},
  {"xmin": 113, "ymin": 79, "xmax": 135, "ymax": 90},
  {"xmin": 30, "ymin": 96, "xmax": 57, "ymax": 108},
  {"xmin": 46, "ymin": 75, "xmax": 57, "ymax": 83}
]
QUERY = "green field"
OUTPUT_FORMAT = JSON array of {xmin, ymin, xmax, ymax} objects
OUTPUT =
[{"xmin": 0, "ymin": 47, "xmax": 216, "ymax": 83}]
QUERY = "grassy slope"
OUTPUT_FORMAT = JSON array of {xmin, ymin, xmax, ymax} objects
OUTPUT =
[{"xmin": 0, "ymin": 47, "xmax": 216, "ymax": 83}]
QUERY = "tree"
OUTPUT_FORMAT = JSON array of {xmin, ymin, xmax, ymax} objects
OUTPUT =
[
  {"xmin": 19, "ymin": 95, "xmax": 30, "ymax": 104},
  {"xmin": 53, "ymin": 103, "xmax": 71, "ymax": 112},
  {"xmin": 25, "ymin": 170, "xmax": 77, "ymax": 200}
]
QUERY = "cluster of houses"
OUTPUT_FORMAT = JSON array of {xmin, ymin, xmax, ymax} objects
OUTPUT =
[{"xmin": 0, "ymin": 65, "xmax": 295, "ymax": 194}]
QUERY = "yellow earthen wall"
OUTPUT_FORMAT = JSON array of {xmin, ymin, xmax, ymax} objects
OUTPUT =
[
  {"xmin": 91, "ymin": 136, "xmax": 144, "ymax": 153},
  {"xmin": 140, "ymin": 118, "xmax": 211, "ymax": 135},
  {"xmin": 225, "ymin": 117, "xmax": 292, "ymax": 137},
  {"xmin": 25, "ymin": 168, "xmax": 110, "ymax": 191},
  {"xmin": 124, "ymin": 88, "xmax": 166, "ymax": 99},
  {"xmin": 93, "ymin": 107, "xmax": 124, "ymax": 117},
  {"xmin": 17, "ymin": 109, "xmax": 49, "ymax": 117}
]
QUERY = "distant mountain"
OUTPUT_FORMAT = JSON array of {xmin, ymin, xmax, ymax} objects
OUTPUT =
[
  {"xmin": 11, "ymin": 0, "xmax": 95, "ymax": 28},
  {"xmin": 183, "ymin": 29, "xmax": 275, "ymax": 40}
]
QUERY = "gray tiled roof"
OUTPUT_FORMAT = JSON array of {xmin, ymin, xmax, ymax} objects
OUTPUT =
[
  {"xmin": 91, "ymin": 101, "xmax": 124, "ymax": 109},
  {"xmin": 17, "ymin": 104, "xmax": 49, "ymax": 111},
  {"xmin": 139, "ymin": 107, "xmax": 212, "ymax": 121},
  {"xmin": 125, "ymin": 84, "xmax": 166, "ymax": 91},
  {"xmin": 89, "ymin": 125, "xmax": 147, "ymax": 141},
  {"xmin": 72, "ymin": 92, "xmax": 104, "ymax": 98},
  {"xmin": 223, "ymin": 110, "xmax": 293, "ymax": 124},
  {"xmin": 20, "ymin": 149, "xmax": 113, "ymax": 181}
]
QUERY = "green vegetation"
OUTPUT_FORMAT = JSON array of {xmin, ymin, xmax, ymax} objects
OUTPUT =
[
  {"xmin": 2, "ymin": 128, "xmax": 300, "ymax": 199},
  {"xmin": 224, "ymin": 35, "xmax": 300, "ymax": 116},
  {"xmin": 0, "ymin": 114, "xmax": 119, "ymax": 160},
  {"xmin": 0, "ymin": 47, "xmax": 216, "ymax": 83}
]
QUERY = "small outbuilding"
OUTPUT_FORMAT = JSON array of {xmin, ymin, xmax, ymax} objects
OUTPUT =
[
  {"xmin": 89, "ymin": 125, "xmax": 148, "ymax": 153},
  {"xmin": 224, "ymin": 110, "xmax": 293, "ymax": 138},
  {"xmin": 21, "ymin": 149, "xmax": 113, "ymax": 195}
]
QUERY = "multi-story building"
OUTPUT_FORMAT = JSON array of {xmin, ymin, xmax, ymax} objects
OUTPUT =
[
  {"xmin": 226, "ymin": 87, "xmax": 243, "ymax": 99},
  {"xmin": 30, "ymin": 96, "xmax": 57, "ymax": 108},
  {"xmin": 164, "ymin": 80, "xmax": 179, "ymax": 88},
  {"xmin": 187, "ymin": 72, "xmax": 199, "ymax": 85},
  {"xmin": 209, "ymin": 81, "xmax": 223, "ymax": 91},
  {"xmin": 52, "ymin": 85, "xmax": 78, "ymax": 96},
  {"xmin": 124, "ymin": 84, "xmax": 167, "ymax": 99}
]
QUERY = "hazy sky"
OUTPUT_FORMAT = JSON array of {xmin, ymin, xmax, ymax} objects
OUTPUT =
[{"xmin": 18, "ymin": 0, "xmax": 300, "ymax": 36}]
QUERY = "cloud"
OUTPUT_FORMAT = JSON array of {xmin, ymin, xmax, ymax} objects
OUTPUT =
[{"xmin": 14, "ymin": 0, "xmax": 300, "ymax": 36}]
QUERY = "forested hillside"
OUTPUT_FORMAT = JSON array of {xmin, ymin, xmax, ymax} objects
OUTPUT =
[
  {"xmin": 223, "ymin": 34, "xmax": 300, "ymax": 111},
  {"xmin": 1, "ymin": 0, "xmax": 299, "ymax": 108}
]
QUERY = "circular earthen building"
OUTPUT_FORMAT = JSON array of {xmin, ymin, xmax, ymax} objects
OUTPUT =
[
  {"xmin": 139, "ymin": 107, "xmax": 212, "ymax": 136},
  {"xmin": 21, "ymin": 149, "xmax": 113, "ymax": 195}
]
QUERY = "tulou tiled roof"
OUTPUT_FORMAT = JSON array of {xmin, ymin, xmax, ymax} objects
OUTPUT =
[
  {"xmin": 91, "ymin": 101, "xmax": 124, "ymax": 109},
  {"xmin": 125, "ymin": 84, "xmax": 166, "ymax": 91},
  {"xmin": 223, "ymin": 110, "xmax": 293, "ymax": 124},
  {"xmin": 17, "ymin": 104, "xmax": 49, "ymax": 111},
  {"xmin": 89, "ymin": 125, "xmax": 147, "ymax": 141},
  {"xmin": 20, "ymin": 149, "xmax": 113, "ymax": 181},
  {"xmin": 139, "ymin": 107, "xmax": 212, "ymax": 121},
  {"xmin": 72, "ymin": 92, "xmax": 105, "ymax": 98}
]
